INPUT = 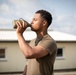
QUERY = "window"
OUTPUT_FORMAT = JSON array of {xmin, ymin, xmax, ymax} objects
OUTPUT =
[
  {"xmin": 0, "ymin": 48, "xmax": 6, "ymax": 60},
  {"xmin": 57, "ymin": 48, "xmax": 63, "ymax": 57},
  {"xmin": 56, "ymin": 48, "xmax": 64, "ymax": 59}
]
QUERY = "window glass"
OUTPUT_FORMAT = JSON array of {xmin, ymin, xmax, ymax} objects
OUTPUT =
[
  {"xmin": 0, "ymin": 49, "xmax": 5, "ymax": 58},
  {"xmin": 57, "ymin": 48, "xmax": 63, "ymax": 57}
]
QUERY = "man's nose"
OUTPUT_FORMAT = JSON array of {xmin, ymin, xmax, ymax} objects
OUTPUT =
[{"xmin": 30, "ymin": 20, "xmax": 34, "ymax": 25}]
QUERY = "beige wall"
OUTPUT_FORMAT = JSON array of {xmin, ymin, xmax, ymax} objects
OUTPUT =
[
  {"xmin": 54, "ymin": 42, "xmax": 76, "ymax": 70},
  {"xmin": 0, "ymin": 42, "xmax": 76, "ymax": 72},
  {"xmin": 0, "ymin": 42, "xmax": 27, "ymax": 72}
]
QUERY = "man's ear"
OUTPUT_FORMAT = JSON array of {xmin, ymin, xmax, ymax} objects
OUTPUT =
[{"xmin": 43, "ymin": 20, "xmax": 47, "ymax": 27}]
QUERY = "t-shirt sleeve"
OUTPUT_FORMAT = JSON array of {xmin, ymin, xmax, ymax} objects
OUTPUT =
[{"xmin": 38, "ymin": 38, "xmax": 57, "ymax": 55}]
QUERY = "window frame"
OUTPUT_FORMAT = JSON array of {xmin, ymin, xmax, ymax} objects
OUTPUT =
[
  {"xmin": 56, "ymin": 47, "xmax": 64, "ymax": 60},
  {"xmin": 0, "ymin": 47, "xmax": 7, "ymax": 61}
]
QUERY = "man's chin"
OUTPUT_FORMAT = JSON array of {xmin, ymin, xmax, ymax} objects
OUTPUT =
[
  {"xmin": 31, "ymin": 28, "xmax": 36, "ymax": 32},
  {"xmin": 31, "ymin": 28, "xmax": 35, "ymax": 31}
]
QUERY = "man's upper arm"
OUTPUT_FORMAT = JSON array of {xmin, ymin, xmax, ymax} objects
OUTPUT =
[
  {"xmin": 32, "ymin": 38, "xmax": 57, "ymax": 58},
  {"xmin": 27, "ymin": 40, "xmax": 54, "ymax": 59},
  {"xmin": 31, "ymin": 45, "xmax": 49, "ymax": 58}
]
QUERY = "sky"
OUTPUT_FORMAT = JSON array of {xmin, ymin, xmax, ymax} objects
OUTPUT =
[{"xmin": 0, "ymin": 0, "xmax": 76, "ymax": 35}]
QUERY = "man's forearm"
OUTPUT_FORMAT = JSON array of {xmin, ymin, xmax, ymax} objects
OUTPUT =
[{"xmin": 17, "ymin": 33, "xmax": 32, "ymax": 58}]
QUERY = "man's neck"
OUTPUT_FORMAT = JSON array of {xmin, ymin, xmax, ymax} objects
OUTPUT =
[{"xmin": 36, "ymin": 31, "xmax": 47, "ymax": 39}]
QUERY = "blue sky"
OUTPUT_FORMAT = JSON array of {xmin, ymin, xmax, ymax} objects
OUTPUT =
[{"xmin": 0, "ymin": 0, "xmax": 76, "ymax": 35}]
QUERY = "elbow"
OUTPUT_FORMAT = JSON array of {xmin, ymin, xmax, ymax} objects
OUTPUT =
[
  {"xmin": 25, "ymin": 54, "xmax": 31, "ymax": 59},
  {"xmin": 26, "ymin": 56, "xmax": 31, "ymax": 59},
  {"xmin": 25, "ymin": 52, "xmax": 33, "ymax": 59}
]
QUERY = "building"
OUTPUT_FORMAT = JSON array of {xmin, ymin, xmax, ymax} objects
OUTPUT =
[{"xmin": 0, "ymin": 29, "xmax": 76, "ymax": 73}]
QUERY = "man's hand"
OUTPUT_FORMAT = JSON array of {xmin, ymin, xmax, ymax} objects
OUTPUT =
[{"xmin": 16, "ymin": 20, "xmax": 28, "ymax": 35}]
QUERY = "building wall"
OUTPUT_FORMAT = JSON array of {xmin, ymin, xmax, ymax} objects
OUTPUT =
[
  {"xmin": 0, "ymin": 42, "xmax": 76, "ymax": 72},
  {"xmin": 0, "ymin": 42, "xmax": 27, "ymax": 72},
  {"xmin": 54, "ymin": 42, "xmax": 76, "ymax": 70}
]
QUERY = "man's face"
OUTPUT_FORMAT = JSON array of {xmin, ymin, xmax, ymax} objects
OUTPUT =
[{"xmin": 31, "ymin": 13, "xmax": 44, "ymax": 31}]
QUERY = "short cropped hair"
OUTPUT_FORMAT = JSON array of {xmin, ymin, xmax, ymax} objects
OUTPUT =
[{"xmin": 36, "ymin": 9, "xmax": 52, "ymax": 27}]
